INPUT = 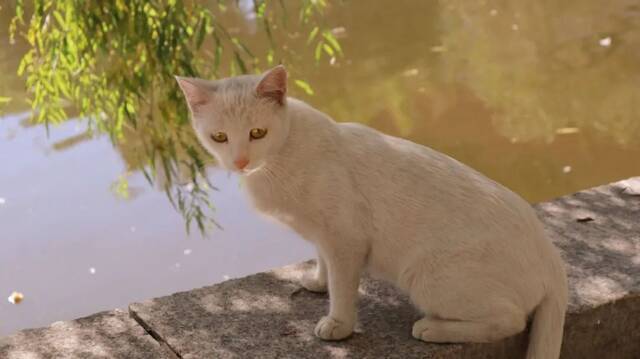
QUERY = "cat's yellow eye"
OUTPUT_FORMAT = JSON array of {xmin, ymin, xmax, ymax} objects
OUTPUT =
[
  {"xmin": 250, "ymin": 128, "xmax": 268, "ymax": 140},
  {"xmin": 211, "ymin": 132, "xmax": 228, "ymax": 143}
]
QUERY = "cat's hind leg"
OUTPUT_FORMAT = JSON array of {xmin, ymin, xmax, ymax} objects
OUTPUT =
[
  {"xmin": 301, "ymin": 249, "xmax": 328, "ymax": 293},
  {"xmin": 411, "ymin": 307, "xmax": 526, "ymax": 343},
  {"xmin": 405, "ymin": 261, "xmax": 528, "ymax": 343}
]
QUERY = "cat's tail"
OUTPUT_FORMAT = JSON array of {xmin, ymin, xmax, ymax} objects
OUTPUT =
[{"xmin": 526, "ymin": 265, "xmax": 568, "ymax": 359}]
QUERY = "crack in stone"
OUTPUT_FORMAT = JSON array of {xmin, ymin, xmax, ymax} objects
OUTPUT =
[{"xmin": 129, "ymin": 307, "xmax": 182, "ymax": 359}]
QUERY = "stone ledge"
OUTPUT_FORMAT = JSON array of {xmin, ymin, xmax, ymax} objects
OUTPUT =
[
  {"xmin": 128, "ymin": 177, "xmax": 640, "ymax": 359},
  {"xmin": 2, "ymin": 177, "xmax": 639, "ymax": 358},
  {"xmin": 0, "ymin": 309, "xmax": 174, "ymax": 359}
]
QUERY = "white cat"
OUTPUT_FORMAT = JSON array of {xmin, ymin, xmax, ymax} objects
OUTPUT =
[{"xmin": 176, "ymin": 66, "xmax": 568, "ymax": 359}]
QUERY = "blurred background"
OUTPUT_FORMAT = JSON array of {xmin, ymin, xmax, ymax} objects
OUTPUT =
[{"xmin": 1, "ymin": 0, "xmax": 639, "ymax": 336}]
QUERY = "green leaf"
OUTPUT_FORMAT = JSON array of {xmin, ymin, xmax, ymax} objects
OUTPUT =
[
  {"xmin": 266, "ymin": 49, "xmax": 274, "ymax": 65},
  {"xmin": 235, "ymin": 40, "xmax": 255, "ymax": 59},
  {"xmin": 110, "ymin": 175, "xmax": 130, "ymax": 199},
  {"xmin": 322, "ymin": 31, "xmax": 342, "ymax": 54},
  {"xmin": 53, "ymin": 10, "xmax": 66, "ymax": 29},
  {"xmin": 195, "ymin": 18, "xmax": 207, "ymax": 48},
  {"xmin": 0, "ymin": 97, "xmax": 11, "ymax": 104},
  {"xmin": 255, "ymin": 1, "xmax": 267, "ymax": 18},
  {"xmin": 294, "ymin": 79, "xmax": 314, "ymax": 95},
  {"xmin": 307, "ymin": 26, "xmax": 319, "ymax": 44},
  {"xmin": 322, "ymin": 43, "xmax": 334, "ymax": 56},
  {"xmin": 234, "ymin": 52, "xmax": 247, "ymax": 73},
  {"xmin": 314, "ymin": 41, "xmax": 323, "ymax": 61},
  {"xmin": 213, "ymin": 35, "xmax": 222, "ymax": 72}
]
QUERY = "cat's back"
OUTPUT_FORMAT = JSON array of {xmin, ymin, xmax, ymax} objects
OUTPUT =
[
  {"xmin": 335, "ymin": 121, "xmax": 479, "ymax": 190},
  {"xmin": 334, "ymin": 120, "xmax": 537, "ymax": 236},
  {"xmin": 336, "ymin": 121, "xmax": 511, "ymax": 192},
  {"xmin": 268, "ymin": 102, "xmax": 536, "ymax": 238}
]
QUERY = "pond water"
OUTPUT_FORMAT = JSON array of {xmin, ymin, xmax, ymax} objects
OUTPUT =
[{"xmin": 2, "ymin": 0, "xmax": 640, "ymax": 336}]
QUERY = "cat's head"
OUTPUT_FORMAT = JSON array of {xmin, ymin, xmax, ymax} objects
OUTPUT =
[{"xmin": 176, "ymin": 66, "xmax": 289, "ymax": 174}]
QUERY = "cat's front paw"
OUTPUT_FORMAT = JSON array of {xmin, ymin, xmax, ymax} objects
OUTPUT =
[
  {"xmin": 300, "ymin": 273, "xmax": 328, "ymax": 293},
  {"xmin": 314, "ymin": 316, "xmax": 353, "ymax": 340}
]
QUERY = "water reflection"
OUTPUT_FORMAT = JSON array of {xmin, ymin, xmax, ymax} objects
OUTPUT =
[
  {"xmin": 297, "ymin": 0, "xmax": 640, "ymax": 200},
  {"xmin": 439, "ymin": 0, "xmax": 640, "ymax": 145}
]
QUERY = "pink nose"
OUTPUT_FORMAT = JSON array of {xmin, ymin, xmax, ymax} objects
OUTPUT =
[{"xmin": 234, "ymin": 157, "xmax": 249, "ymax": 170}]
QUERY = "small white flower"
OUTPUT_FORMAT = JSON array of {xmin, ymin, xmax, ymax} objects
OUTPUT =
[
  {"xmin": 89, "ymin": 267, "xmax": 96, "ymax": 274},
  {"xmin": 599, "ymin": 37, "xmax": 612, "ymax": 47},
  {"xmin": 0, "ymin": 197, "xmax": 6, "ymax": 205},
  {"xmin": 563, "ymin": 166, "xmax": 572, "ymax": 174}
]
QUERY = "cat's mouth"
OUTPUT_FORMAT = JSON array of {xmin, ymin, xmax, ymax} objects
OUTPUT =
[{"xmin": 240, "ymin": 162, "xmax": 266, "ymax": 175}]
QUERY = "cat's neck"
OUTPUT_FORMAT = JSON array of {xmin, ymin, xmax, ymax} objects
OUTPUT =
[
  {"xmin": 250, "ymin": 97, "xmax": 334, "ymax": 175},
  {"xmin": 285, "ymin": 97, "xmax": 329, "ymax": 122}
]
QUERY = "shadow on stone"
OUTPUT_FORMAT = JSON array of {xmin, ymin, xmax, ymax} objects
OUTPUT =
[{"xmin": 0, "ymin": 309, "xmax": 172, "ymax": 359}]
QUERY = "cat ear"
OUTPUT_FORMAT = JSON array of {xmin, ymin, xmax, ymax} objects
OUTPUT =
[
  {"xmin": 256, "ymin": 65, "xmax": 287, "ymax": 106},
  {"xmin": 175, "ymin": 76, "xmax": 213, "ymax": 115}
]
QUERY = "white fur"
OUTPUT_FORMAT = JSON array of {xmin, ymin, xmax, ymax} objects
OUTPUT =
[{"xmin": 177, "ymin": 67, "xmax": 568, "ymax": 359}]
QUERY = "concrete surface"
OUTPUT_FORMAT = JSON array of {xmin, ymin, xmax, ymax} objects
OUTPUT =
[{"xmin": 0, "ymin": 309, "xmax": 174, "ymax": 359}]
